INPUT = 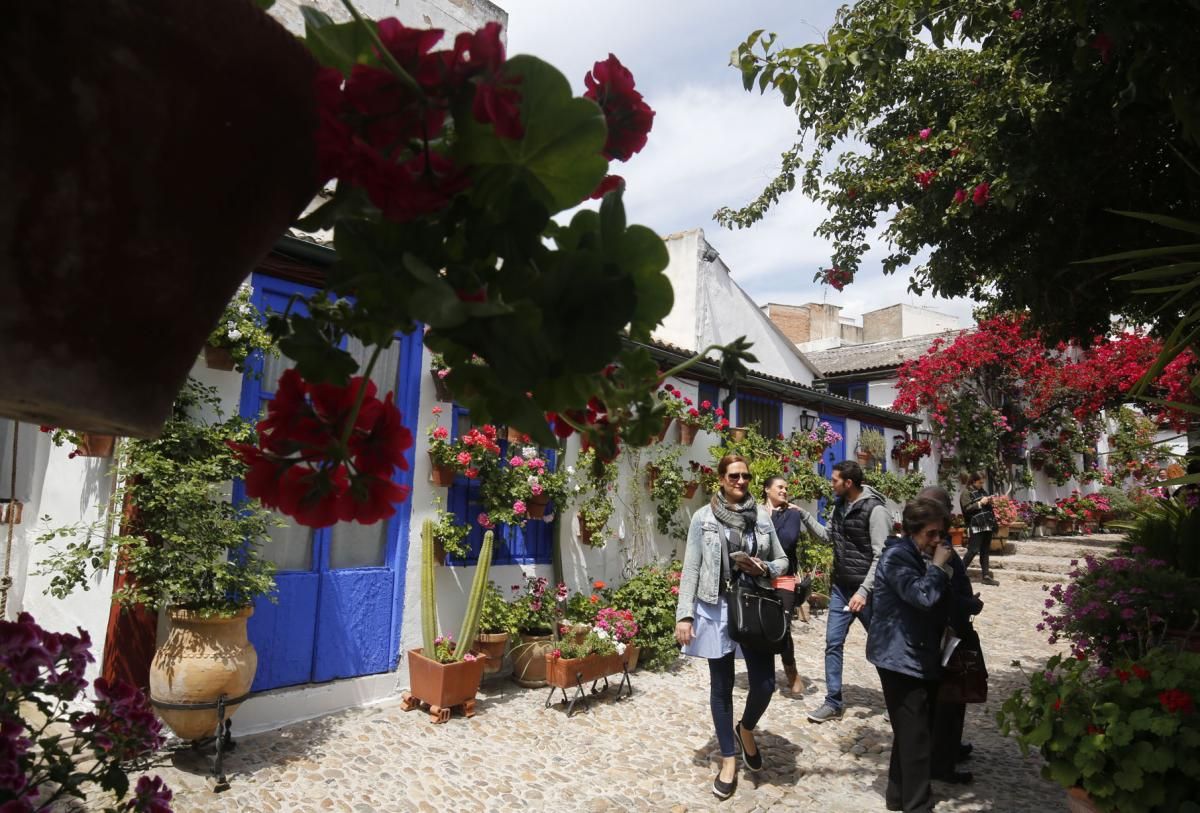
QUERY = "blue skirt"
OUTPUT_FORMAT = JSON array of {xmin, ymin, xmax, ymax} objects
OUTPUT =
[{"xmin": 682, "ymin": 596, "xmax": 743, "ymax": 660}]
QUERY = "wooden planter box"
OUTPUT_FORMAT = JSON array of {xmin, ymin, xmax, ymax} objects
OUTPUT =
[
  {"xmin": 401, "ymin": 648, "xmax": 488, "ymax": 723},
  {"xmin": 545, "ymin": 647, "xmax": 638, "ymax": 689}
]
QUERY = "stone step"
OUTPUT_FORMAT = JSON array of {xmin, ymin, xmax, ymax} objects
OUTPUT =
[
  {"xmin": 967, "ymin": 553, "xmax": 1074, "ymax": 575},
  {"xmin": 1014, "ymin": 533, "xmax": 1122, "ymax": 548},
  {"xmin": 962, "ymin": 566, "xmax": 1065, "ymax": 584},
  {"xmin": 1011, "ymin": 540, "xmax": 1118, "ymax": 560}
]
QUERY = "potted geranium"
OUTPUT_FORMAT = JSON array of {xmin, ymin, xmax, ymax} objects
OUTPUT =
[
  {"xmin": 546, "ymin": 607, "xmax": 639, "ymax": 690},
  {"xmin": 39, "ymin": 426, "xmax": 116, "ymax": 459},
  {"xmin": 948, "ymin": 512, "xmax": 966, "ymax": 547},
  {"xmin": 998, "ymin": 648, "xmax": 1200, "ymax": 813},
  {"xmin": 575, "ymin": 447, "xmax": 618, "ymax": 547},
  {"xmin": 509, "ymin": 576, "xmax": 568, "ymax": 688},
  {"xmin": 991, "ymin": 494, "xmax": 1019, "ymax": 539},
  {"xmin": 203, "ymin": 283, "xmax": 275, "ymax": 372},
  {"xmin": 429, "ymin": 496, "xmax": 470, "ymax": 562},
  {"xmin": 37, "ymin": 380, "xmax": 276, "ymax": 741},
  {"xmin": 425, "ymin": 406, "xmax": 459, "ymax": 486},
  {"xmin": 856, "ymin": 428, "xmax": 886, "ymax": 468}
]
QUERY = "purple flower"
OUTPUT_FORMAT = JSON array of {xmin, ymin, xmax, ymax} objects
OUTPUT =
[{"xmin": 124, "ymin": 775, "xmax": 173, "ymax": 813}]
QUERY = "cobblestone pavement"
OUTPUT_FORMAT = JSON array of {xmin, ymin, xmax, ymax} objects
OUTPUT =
[{"xmin": 152, "ymin": 539, "xmax": 1099, "ymax": 812}]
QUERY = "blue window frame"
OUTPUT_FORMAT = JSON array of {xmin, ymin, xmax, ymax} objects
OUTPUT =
[
  {"xmin": 737, "ymin": 392, "xmax": 783, "ymax": 438},
  {"xmin": 444, "ymin": 407, "xmax": 555, "ymax": 566},
  {"xmin": 697, "ymin": 381, "xmax": 720, "ymax": 411}
]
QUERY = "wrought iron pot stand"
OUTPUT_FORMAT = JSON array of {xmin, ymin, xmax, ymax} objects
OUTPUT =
[
  {"xmin": 545, "ymin": 664, "xmax": 634, "ymax": 717},
  {"xmin": 150, "ymin": 691, "xmax": 251, "ymax": 792}
]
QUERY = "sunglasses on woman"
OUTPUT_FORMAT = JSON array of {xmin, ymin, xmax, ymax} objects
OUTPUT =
[{"xmin": 726, "ymin": 473, "xmax": 751, "ymax": 482}]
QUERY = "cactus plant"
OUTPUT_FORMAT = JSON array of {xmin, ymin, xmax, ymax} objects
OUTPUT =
[{"xmin": 418, "ymin": 518, "xmax": 496, "ymax": 662}]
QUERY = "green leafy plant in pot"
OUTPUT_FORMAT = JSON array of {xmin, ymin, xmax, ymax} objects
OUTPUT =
[{"xmin": 37, "ymin": 379, "xmax": 277, "ymax": 740}]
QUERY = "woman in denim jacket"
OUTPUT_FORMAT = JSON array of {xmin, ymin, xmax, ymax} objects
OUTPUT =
[{"xmin": 674, "ymin": 454, "xmax": 788, "ymax": 800}]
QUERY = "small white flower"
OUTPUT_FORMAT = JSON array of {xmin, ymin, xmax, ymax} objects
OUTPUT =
[
  {"xmin": 238, "ymin": 304, "xmax": 252, "ymax": 315},
  {"xmin": 615, "ymin": 642, "xmax": 626, "ymax": 656},
  {"xmin": 574, "ymin": 485, "xmax": 581, "ymax": 492},
  {"xmin": 595, "ymin": 629, "xmax": 609, "ymax": 640},
  {"xmin": 226, "ymin": 321, "xmax": 237, "ymax": 330},
  {"xmin": 522, "ymin": 446, "xmax": 537, "ymax": 459},
  {"xmin": 228, "ymin": 329, "xmax": 242, "ymax": 341},
  {"xmin": 566, "ymin": 466, "xmax": 575, "ymax": 476}
]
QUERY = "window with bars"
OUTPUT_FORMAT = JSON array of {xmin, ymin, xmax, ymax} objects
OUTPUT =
[
  {"xmin": 737, "ymin": 392, "xmax": 783, "ymax": 438},
  {"xmin": 445, "ymin": 406, "xmax": 555, "ymax": 566}
]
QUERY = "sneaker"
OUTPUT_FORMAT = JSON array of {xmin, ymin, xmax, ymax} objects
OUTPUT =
[
  {"xmin": 982, "ymin": 575, "xmax": 1000, "ymax": 586},
  {"xmin": 807, "ymin": 703, "xmax": 843, "ymax": 723}
]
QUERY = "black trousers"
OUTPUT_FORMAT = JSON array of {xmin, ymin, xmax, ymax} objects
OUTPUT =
[
  {"xmin": 933, "ymin": 625, "xmax": 979, "ymax": 768},
  {"xmin": 775, "ymin": 586, "xmax": 796, "ymax": 668},
  {"xmin": 961, "ymin": 531, "xmax": 992, "ymax": 576},
  {"xmin": 878, "ymin": 667, "xmax": 939, "ymax": 813}
]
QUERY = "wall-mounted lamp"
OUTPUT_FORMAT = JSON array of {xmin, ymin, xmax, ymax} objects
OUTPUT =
[
  {"xmin": 798, "ymin": 411, "xmax": 817, "ymax": 432},
  {"xmin": 701, "ymin": 245, "xmax": 720, "ymax": 263},
  {"xmin": 916, "ymin": 429, "xmax": 933, "ymax": 443}
]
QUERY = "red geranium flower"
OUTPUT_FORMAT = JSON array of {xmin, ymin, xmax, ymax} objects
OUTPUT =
[{"xmin": 583, "ymin": 54, "xmax": 655, "ymax": 162}]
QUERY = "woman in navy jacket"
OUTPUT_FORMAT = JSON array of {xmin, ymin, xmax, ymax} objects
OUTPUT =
[{"xmin": 866, "ymin": 498, "xmax": 954, "ymax": 813}]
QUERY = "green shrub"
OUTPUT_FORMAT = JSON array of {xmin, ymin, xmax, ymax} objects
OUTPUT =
[{"xmin": 611, "ymin": 562, "xmax": 682, "ymax": 671}]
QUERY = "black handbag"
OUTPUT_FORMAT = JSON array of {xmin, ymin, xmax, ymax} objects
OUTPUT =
[{"xmin": 721, "ymin": 528, "xmax": 790, "ymax": 654}]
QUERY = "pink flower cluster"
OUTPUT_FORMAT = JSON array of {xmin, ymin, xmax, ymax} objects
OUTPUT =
[{"xmin": 595, "ymin": 607, "xmax": 639, "ymax": 643}]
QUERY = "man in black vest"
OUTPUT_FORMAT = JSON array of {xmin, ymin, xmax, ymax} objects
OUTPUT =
[{"xmin": 794, "ymin": 460, "xmax": 890, "ymax": 722}]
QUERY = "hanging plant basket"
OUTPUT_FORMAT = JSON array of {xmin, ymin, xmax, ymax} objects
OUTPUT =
[
  {"xmin": 203, "ymin": 345, "xmax": 236, "ymax": 372},
  {"xmin": 645, "ymin": 465, "xmax": 660, "ymax": 491},
  {"xmin": 0, "ymin": 1, "xmax": 319, "ymax": 437},
  {"xmin": 430, "ymin": 370, "xmax": 452, "ymax": 402},
  {"xmin": 75, "ymin": 433, "xmax": 115, "ymax": 458},
  {"xmin": 428, "ymin": 453, "xmax": 457, "ymax": 487},
  {"xmin": 527, "ymin": 493, "xmax": 551, "ymax": 519}
]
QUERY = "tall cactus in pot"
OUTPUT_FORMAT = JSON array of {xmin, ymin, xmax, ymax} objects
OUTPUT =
[{"xmin": 419, "ymin": 518, "xmax": 495, "ymax": 661}]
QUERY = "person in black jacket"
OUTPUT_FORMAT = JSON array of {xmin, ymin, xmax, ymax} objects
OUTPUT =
[
  {"xmin": 959, "ymin": 472, "xmax": 999, "ymax": 586},
  {"xmin": 763, "ymin": 475, "xmax": 805, "ymax": 694},
  {"xmin": 866, "ymin": 498, "xmax": 954, "ymax": 813},
  {"xmin": 919, "ymin": 486, "xmax": 983, "ymax": 783}
]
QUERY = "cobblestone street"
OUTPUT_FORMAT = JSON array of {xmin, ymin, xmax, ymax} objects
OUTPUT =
[{"xmin": 153, "ymin": 536, "xmax": 1117, "ymax": 812}]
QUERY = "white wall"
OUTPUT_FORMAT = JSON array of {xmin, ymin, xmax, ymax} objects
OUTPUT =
[{"xmin": 270, "ymin": 0, "xmax": 506, "ymax": 38}]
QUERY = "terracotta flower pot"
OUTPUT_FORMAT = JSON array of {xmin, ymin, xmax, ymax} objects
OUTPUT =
[
  {"xmin": 474, "ymin": 632, "xmax": 509, "ymax": 674},
  {"xmin": 149, "ymin": 607, "xmax": 257, "ymax": 741},
  {"xmin": 949, "ymin": 527, "xmax": 965, "ymax": 547},
  {"xmin": 0, "ymin": 1, "xmax": 319, "ymax": 437},
  {"xmin": 428, "ymin": 453, "xmax": 457, "ymax": 487},
  {"xmin": 203, "ymin": 345, "xmax": 236, "ymax": 371},
  {"xmin": 808, "ymin": 592, "xmax": 829, "ymax": 610},
  {"xmin": 683, "ymin": 481, "xmax": 700, "ymax": 500},
  {"xmin": 995, "ymin": 524, "xmax": 1010, "ymax": 540},
  {"xmin": 646, "ymin": 465, "xmax": 660, "ymax": 491},
  {"xmin": 730, "ymin": 427, "xmax": 749, "ymax": 442},
  {"xmin": 527, "ymin": 493, "xmax": 551, "ymax": 519},
  {"xmin": 75, "ymin": 433, "xmax": 115, "ymax": 458},
  {"xmin": 546, "ymin": 652, "xmax": 623, "ymax": 688},
  {"xmin": 512, "ymin": 632, "xmax": 555, "ymax": 688},
  {"xmin": 679, "ymin": 422, "xmax": 699, "ymax": 446},
  {"xmin": 856, "ymin": 451, "xmax": 872, "ymax": 466},
  {"xmin": 1066, "ymin": 787, "xmax": 1102, "ymax": 813},
  {"xmin": 625, "ymin": 645, "xmax": 641, "ymax": 672},
  {"xmin": 430, "ymin": 369, "xmax": 452, "ymax": 402},
  {"xmin": 405, "ymin": 648, "xmax": 487, "ymax": 715},
  {"xmin": 506, "ymin": 426, "xmax": 525, "ymax": 445},
  {"xmin": 656, "ymin": 418, "xmax": 673, "ymax": 443}
]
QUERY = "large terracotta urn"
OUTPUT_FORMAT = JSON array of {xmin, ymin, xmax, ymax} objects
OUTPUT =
[
  {"xmin": 512, "ymin": 632, "xmax": 555, "ymax": 688},
  {"xmin": 149, "ymin": 607, "xmax": 257, "ymax": 741}
]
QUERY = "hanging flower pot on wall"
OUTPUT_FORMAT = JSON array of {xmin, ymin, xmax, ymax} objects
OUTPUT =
[
  {"xmin": 75, "ymin": 433, "xmax": 116, "ymax": 458},
  {"xmin": 679, "ymin": 422, "xmax": 699, "ymax": 446},
  {"xmin": 203, "ymin": 345, "xmax": 236, "ymax": 372},
  {"xmin": 0, "ymin": 1, "xmax": 319, "ymax": 437}
]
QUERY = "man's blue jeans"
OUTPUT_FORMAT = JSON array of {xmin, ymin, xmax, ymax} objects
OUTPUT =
[{"xmin": 824, "ymin": 584, "xmax": 872, "ymax": 710}]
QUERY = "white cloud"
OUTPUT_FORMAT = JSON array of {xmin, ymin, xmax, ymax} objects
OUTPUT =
[{"xmin": 499, "ymin": 0, "xmax": 979, "ymax": 329}]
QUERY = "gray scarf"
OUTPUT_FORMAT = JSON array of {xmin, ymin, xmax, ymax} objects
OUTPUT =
[{"xmin": 711, "ymin": 490, "xmax": 758, "ymax": 553}]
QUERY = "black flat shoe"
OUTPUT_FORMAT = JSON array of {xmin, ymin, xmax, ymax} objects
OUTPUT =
[
  {"xmin": 735, "ymin": 722, "xmax": 763, "ymax": 771},
  {"xmin": 934, "ymin": 769, "xmax": 974, "ymax": 784},
  {"xmin": 958, "ymin": 742, "xmax": 974, "ymax": 761},
  {"xmin": 713, "ymin": 771, "xmax": 738, "ymax": 800}
]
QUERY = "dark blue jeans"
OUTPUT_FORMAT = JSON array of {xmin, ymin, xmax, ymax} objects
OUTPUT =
[
  {"xmin": 708, "ymin": 647, "xmax": 776, "ymax": 757},
  {"xmin": 824, "ymin": 584, "xmax": 872, "ymax": 710}
]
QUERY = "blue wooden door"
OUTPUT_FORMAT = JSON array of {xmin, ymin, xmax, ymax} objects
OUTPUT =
[
  {"xmin": 816, "ymin": 415, "xmax": 846, "ymax": 522},
  {"xmin": 238, "ymin": 275, "xmax": 418, "ymax": 690}
]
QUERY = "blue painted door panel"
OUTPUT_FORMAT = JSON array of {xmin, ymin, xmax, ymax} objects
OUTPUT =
[
  {"xmin": 313, "ymin": 568, "xmax": 395, "ymax": 682},
  {"xmin": 239, "ymin": 274, "xmax": 416, "ymax": 691},
  {"xmin": 249, "ymin": 572, "xmax": 319, "ymax": 691}
]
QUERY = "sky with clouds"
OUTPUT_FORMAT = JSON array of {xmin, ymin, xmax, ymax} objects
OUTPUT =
[{"xmin": 498, "ymin": 0, "xmax": 978, "ymax": 329}]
